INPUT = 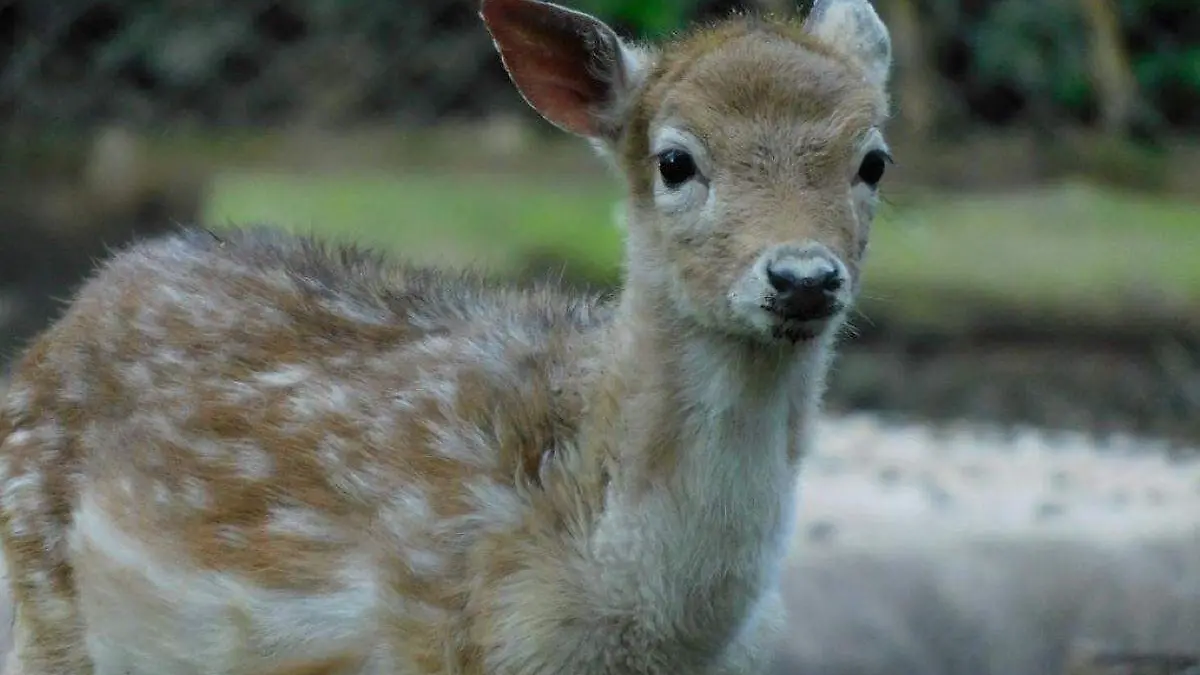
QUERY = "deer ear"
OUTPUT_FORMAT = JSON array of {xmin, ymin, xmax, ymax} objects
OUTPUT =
[
  {"xmin": 803, "ymin": 0, "xmax": 892, "ymax": 88},
  {"xmin": 481, "ymin": 0, "xmax": 649, "ymax": 140}
]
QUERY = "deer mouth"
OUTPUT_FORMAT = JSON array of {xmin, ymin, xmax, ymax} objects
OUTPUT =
[
  {"xmin": 772, "ymin": 324, "xmax": 819, "ymax": 343},
  {"xmin": 761, "ymin": 303, "xmax": 844, "ymax": 343},
  {"xmin": 763, "ymin": 299, "xmax": 845, "ymax": 323}
]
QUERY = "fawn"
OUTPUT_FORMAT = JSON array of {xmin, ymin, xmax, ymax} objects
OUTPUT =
[{"xmin": 0, "ymin": 0, "xmax": 893, "ymax": 672}]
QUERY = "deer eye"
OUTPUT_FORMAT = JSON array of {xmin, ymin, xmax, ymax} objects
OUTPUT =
[
  {"xmin": 657, "ymin": 149, "xmax": 697, "ymax": 188},
  {"xmin": 857, "ymin": 149, "xmax": 891, "ymax": 188}
]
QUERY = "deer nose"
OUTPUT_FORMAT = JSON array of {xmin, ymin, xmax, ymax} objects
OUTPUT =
[{"xmin": 766, "ymin": 257, "xmax": 844, "ymax": 321}]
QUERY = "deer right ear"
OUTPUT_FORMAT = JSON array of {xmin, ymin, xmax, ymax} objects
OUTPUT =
[
  {"xmin": 803, "ymin": 0, "xmax": 892, "ymax": 89},
  {"xmin": 481, "ymin": 0, "xmax": 651, "ymax": 141}
]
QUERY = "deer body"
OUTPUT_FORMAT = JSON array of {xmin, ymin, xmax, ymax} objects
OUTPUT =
[{"xmin": 0, "ymin": 1, "xmax": 893, "ymax": 673}]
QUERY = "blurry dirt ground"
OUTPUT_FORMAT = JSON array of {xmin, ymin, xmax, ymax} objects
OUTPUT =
[{"xmin": 768, "ymin": 414, "xmax": 1200, "ymax": 674}]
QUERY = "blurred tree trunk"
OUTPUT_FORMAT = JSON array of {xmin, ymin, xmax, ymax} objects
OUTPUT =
[
  {"xmin": 878, "ymin": 0, "xmax": 939, "ymax": 141},
  {"xmin": 1077, "ymin": 0, "xmax": 1139, "ymax": 136}
]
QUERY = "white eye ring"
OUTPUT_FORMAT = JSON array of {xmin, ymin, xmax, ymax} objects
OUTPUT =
[{"xmin": 649, "ymin": 125, "xmax": 712, "ymax": 215}]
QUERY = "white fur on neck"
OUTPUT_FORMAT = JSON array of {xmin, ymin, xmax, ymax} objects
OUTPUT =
[{"xmin": 585, "ymin": 328, "xmax": 825, "ymax": 652}]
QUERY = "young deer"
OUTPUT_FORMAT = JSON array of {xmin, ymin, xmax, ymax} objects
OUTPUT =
[{"xmin": 0, "ymin": 0, "xmax": 892, "ymax": 672}]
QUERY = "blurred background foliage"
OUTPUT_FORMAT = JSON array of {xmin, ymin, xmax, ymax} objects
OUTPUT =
[
  {"xmin": 1, "ymin": 0, "xmax": 1198, "ymax": 446},
  {"xmin": 1, "ymin": 0, "xmax": 1197, "ymax": 137}
]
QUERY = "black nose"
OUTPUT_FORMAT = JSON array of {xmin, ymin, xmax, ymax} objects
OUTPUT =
[{"xmin": 766, "ymin": 260, "xmax": 844, "ymax": 321}]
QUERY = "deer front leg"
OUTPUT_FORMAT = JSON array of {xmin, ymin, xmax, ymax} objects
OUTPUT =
[
  {"xmin": 0, "ymin": 444, "xmax": 91, "ymax": 674},
  {"xmin": 3, "ymin": 567, "xmax": 90, "ymax": 675}
]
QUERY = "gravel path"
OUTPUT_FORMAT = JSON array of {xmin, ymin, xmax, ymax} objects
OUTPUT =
[
  {"xmin": 772, "ymin": 415, "xmax": 1200, "ymax": 674},
  {"xmin": 798, "ymin": 414, "xmax": 1199, "ymax": 549}
]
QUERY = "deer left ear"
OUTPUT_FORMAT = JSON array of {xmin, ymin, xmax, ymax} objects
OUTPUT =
[
  {"xmin": 481, "ymin": 0, "xmax": 652, "ymax": 141},
  {"xmin": 803, "ymin": 0, "xmax": 892, "ymax": 88}
]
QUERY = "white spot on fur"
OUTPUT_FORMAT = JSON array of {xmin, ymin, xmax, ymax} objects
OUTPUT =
[
  {"xmin": 319, "ymin": 297, "xmax": 389, "ymax": 326},
  {"xmin": 235, "ymin": 445, "xmax": 274, "ymax": 480},
  {"xmin": 255, "ymin": 365, "xmax": 311, "ymax": 388},
  {"xmin": 462, "ymin": 480, "xmax": 524, "ymax": 532},
  {"xmin": 58, "ymin": 348, "xmax": 90, "ymax": 402},
  {"xmin": 152, "ymin": 482, "xmax": 171, "ymax": 506},
  {"xmin": 192, "ymin": 437, "xmax": 236, "ymax": 463},
  {"xmin": 181, "ymin": 477, "xmax": 210, "ymax": 510},
  {"xmin": 122, "ymin": 362, "xmax": 155, "ymax": 390},
  {"xmin": 220, "ymin": 380, "xmax": 263, "ymax": 405},
  {"xmin": 378, "ymin": 487, "xmax": 434, "ymax": 545},
  {"xmin": 429, "ymin": 422, "xmax": 495, "ymax": 468},
  {"xmin": 3, "ymin": 383, "xmax": 31, "ymax": 416},
  {"xmin": 317, "ymin": 434, "xmax": 348, "ymax": 467},
  {"xmin": 22, "ymin": 568, "xmax": 75, "ymax": 626},
  {"xmin": 215, "ymin": 525, "xmax": 249, "ymax": 548},
  {"xmin": 266, "ymin": 507, "xmax": 343, "ymax": 542},
  {"xmin": 0, "ymin": 469, "xmax": 44, "ymax": 536},
  {"xmin": 366, "ymin": 415, "xmax": 400, "ymax": 446},
  {"xmin": 27, "ymin": 566, "xmax": 54, "ymax": 593},
  {"xmin": 3, "ymin": 429, "xmax": 31, "ymax": 448},
  {"xmin": 288, "ymin": 381, "xmax": 354, "ymax": 421},
  {"xmin": 406, "ymin": 548, "xmax": 444, "ymax": 576},
  {"xmin": 414, "ymin": 371, "xmax": 458, "ymax": 409},
  {"xmin": 409, "ymin": 336, "xmax": 455, "ymax": 361},
  {"xmin": 150, "ymin": 347, "xmax": 190, "ymax": 372}
]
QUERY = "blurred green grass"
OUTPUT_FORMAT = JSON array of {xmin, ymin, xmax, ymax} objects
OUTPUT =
[
  {"xmin": 205, "ymin": 168, "xmax": 625, "ymax": 282},
  {"xmin": 205, "ymin": 169, "xmax": 1200, "ymax": 333}
]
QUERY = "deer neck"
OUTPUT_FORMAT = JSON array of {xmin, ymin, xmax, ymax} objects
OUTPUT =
[{"xmin": 573, "ymin": 268, "xmax": 833, "ymax": 639}]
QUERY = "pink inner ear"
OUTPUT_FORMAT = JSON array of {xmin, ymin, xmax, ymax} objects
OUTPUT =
[{"xmin": 483, "ymin": 0, "xmax": 617, "ymax": 137}]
